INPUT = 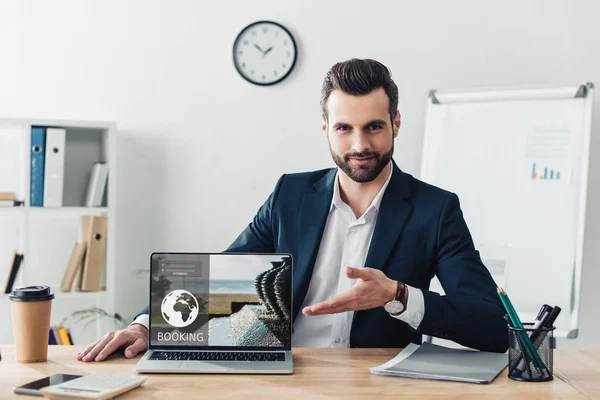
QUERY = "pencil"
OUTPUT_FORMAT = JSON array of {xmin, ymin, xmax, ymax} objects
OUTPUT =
[{"xmin": 497, "ymin": 288, "xmax": 546, "ymax": 372}]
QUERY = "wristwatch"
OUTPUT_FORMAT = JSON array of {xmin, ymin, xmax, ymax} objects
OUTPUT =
[{"xmin": 384, "ymin": 281, "xmax": 408, "ymax": 316}]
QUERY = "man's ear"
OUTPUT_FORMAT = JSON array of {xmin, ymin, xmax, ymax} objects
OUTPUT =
[
  {"xmin": 393, "ymin": 111, "xmax": 401, "ymax": 138},
  {"xmin": 321, "ymin": 118, "xmax": 328, "ymax": 138}
]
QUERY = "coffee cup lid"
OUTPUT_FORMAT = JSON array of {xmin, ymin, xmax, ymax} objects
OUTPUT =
[{"xmin": 8, "ymin": 285, "xmax": 55, "ymax": 302}]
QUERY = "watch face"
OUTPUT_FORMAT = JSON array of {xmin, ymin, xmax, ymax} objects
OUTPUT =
[
  {"xmin": 233, "ymin": 21, "xmax": 297, "ymax": 86},
  {"xmin": 384, "ymin": 301, "xmax": 405, "ymax": 315}
]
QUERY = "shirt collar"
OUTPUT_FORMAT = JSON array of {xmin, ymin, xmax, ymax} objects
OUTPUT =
[{"xmin": 330, "ymin": 163, "xmax": 393, "ymax": 215}]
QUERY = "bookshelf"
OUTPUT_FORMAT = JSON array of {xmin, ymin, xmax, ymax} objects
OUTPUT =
[{"xmin": 0, "ymin": 118, "xmax": 116, "ymax": 346}]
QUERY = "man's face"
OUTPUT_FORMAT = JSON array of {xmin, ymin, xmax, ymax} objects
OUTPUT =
[{"xmin": 322, "ymin": 88, "xmax": 400, "ymax": 183}]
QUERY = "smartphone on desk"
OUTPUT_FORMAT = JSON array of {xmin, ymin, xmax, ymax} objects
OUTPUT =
[{"xmin": 14, "ymin": 374, "xmax": 82, "ymax": 396}]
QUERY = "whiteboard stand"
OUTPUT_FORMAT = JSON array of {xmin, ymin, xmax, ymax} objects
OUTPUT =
[{"xmin": 420, "ymin": 83, "xmax": 594, "ymax": 346}]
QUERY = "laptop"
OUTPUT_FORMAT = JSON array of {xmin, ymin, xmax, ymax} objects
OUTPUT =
[{"xmin": 135, "ymin": 252, "xmax": 294, "ymax": 374}]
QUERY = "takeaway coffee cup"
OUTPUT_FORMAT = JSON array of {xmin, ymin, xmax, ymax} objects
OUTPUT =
[{"xmin": 9, "ymin": 285, "xmax": 54, "ymax": 363}]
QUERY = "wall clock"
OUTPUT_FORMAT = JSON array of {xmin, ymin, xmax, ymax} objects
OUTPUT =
[{"xmin": 233, "ymin": 20, "xmax": 297, "ymax": 86}]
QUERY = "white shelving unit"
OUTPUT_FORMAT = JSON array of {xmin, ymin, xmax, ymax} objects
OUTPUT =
[{"xmin": 0, "ymin": 118, "xmax": 117, "ymax": 345}]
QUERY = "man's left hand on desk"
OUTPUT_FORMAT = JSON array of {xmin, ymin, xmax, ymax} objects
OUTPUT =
[{"xmin": 302, "ymin": 266, "xmax": 397, "ymax": 316}]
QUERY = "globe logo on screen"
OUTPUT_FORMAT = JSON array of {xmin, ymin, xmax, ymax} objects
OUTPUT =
[{"xmin": 160, "ymin": 290, "xmax": 199, "ymax": 328}]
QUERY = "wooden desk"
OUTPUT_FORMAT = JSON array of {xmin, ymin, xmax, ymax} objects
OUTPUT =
[{"xmin": 0, "ymin": 346, "xmax": 598, "ymax": 399}]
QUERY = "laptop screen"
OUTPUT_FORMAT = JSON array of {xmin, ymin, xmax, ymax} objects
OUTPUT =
[{"xmin": 149, "ymin": 253, "xmax": 292, "ymax": 350}]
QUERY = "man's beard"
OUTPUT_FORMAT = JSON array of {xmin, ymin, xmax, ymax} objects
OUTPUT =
[{"xmin": 330, "ymin": 141, "xmax": 394, "ymax": 183}]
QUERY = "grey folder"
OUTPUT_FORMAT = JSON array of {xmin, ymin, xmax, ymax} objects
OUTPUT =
[{"xmin": 370, "ymin": 342, "xmax": 507, "ymax": 384}]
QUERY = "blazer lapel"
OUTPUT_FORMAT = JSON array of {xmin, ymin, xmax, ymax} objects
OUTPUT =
[
  {"xmin": 364, "ymin": 161, "xmax": 414, "ymax": 271},
  {"xmin": 292, "ymin": 169, "xmax": 336, "ymax": 322}
]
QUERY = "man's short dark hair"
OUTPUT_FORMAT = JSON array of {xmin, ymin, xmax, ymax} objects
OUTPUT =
[{"xmin": 320, "ymin": 58, "xmax": 399, "ymax": 124}]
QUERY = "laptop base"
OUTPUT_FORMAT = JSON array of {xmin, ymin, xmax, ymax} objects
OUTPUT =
[{"xmin": 134, "ymin": 350, "xmax": 294, "ymax": 374}]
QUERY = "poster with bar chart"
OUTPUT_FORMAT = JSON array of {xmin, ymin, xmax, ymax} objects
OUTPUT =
[{"xmin": 531, "ymin": 163, "xmax": 562, "ymax": 180}]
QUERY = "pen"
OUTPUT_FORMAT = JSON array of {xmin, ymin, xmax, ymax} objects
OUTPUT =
[
  {"xmin": 514, "ymin": 306, "xmax": 561, "ymax": 375},
  {"xmin": 542, "ymin": 306, "xmax": 561, "ymax": 330},
  {"xmin": 536, "ymin": 304, "xmax": 552, "ymax": 322},
  {"xmin": 498, "ymin": 288, "xmax": 546, "ymax": 372},
  {"xmin": 528, "ymin": 306, "xmax": 560, "ymax": 348},
  {"xmin": 532, "ymin": 309, "xmax": 551, "ymax": 331},
  {"xmin": 512, "ymin": 308, "xmax": 550, "ymax": 373},
  {"xmin": 498, "ymin": 290, "xmax": 537, "ymax": 377}
]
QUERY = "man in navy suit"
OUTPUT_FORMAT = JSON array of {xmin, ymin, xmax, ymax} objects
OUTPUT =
[{"xmin": 78, "ymin": 59, "xmax": 507, "ymax": 362}]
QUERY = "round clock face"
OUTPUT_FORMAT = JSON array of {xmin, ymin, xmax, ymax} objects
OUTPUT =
[{"xmin": 233, "ymin": 21, "xmax": 297, "ymax": 86}]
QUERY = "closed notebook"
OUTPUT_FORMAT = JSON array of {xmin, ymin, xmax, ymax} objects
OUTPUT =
[
  {"xmin": 69, "ymin": 217, "xmax": 93, "ymax": 291},
  {"xmin": 4, "ymin": 252, "xmax": 23, "ymax": 294},
  {"xmin": 43, "ymin": 128, "xmax": 66, "ymax": 207},
  {"xmin": 81, "ymin": 215, "xmax": 107, "ymax": 291},
  {"xmin": 84, "ymin": 163, "xmax": 101, "ymax": 207},
  {"xmin": 70, "ymin": 262, "xmax": 83, "ymax": 292},
  {"xmin": 370, "ymin": 342, "xmax": 507, "ymax": 384},
  {"xmin": 58, "ymin": 327, "xmax": 71, "ymax": 345},
  {"xmin": 61, "ymin": 242, "xmax": 87, "ymax": 292},
  {"xmin": 0, "ymin": 193, "xmax": 16, "ymax": 201},
  {"xmin": 85, "ymin": 163, "xmax": 108, "ymax": 207},
  {"xmin": 94, "ymin": 163, "xmax": 109, "ymax": 207},
  {"xmin": 30, "ymin": 127, "xmax": 46, "ymax": 207},
  {"xmin": 67, "ymin": 330, "xmax": 74, "ymax": 346},
  {"xmin": 52, "ymin": 327, "xmax": 63, "ymax": 345},
  {"xmin": 48, "ymin": 329, "xmax": 58, "ymax": 345}
]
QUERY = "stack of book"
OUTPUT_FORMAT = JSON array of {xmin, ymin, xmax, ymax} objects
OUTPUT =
[
  {"xmin": 0, "ymin": 192, "xmax": 24, "ymax": 207},
  {"xmin": 61, "ymin": 215, "xmax": 107, "ymax": 292},
  {"xmin": 49, "ymin": 326, "xmax": 74, "ymax": 345},
  {"xmin": 30, "ymin": 127, "xmax": 108, "ymax": 207}
]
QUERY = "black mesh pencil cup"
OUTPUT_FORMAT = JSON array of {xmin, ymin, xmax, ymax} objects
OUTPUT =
[{"xmin": 507, "ymin": 323, "xmax": 555, "ymax": 382}]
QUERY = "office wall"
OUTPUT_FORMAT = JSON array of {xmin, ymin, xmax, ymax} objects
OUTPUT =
[{"xmin": 0, "ymin": 0, "xmax": 598, "ymax": 348}]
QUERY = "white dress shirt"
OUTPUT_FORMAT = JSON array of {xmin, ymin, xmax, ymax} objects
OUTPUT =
[
  {"xmin": 291, "ymin": 165, "xmax": 424, "ymax": 347},
  {"xmin": 132, "ymin": 165, "xmax": 425, "ymax": 345}
]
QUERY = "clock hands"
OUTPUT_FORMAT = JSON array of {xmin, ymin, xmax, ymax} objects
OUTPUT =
[
  {"xmin": 253, "ymin": 43, "xmax": 265, "ymax": 53},
  {"xmin": 262, "ymin": 46, "xmax": 274, "ymax": 59},
  {"xmin": 252, "ymin": 42, "xmax": 276, "ymax": 59}
]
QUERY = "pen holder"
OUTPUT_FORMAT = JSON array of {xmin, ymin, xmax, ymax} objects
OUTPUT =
[{"xmin": 508, "ymin": 323, "xmax": 555, "ymax": 382}]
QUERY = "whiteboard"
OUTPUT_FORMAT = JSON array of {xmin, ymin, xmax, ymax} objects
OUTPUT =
[{"xmin": 420, "ymin": 84, "xmax": 594, "ymax": 338}]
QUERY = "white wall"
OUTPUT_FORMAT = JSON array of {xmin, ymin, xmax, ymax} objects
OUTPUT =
[{"xmin": 0, "ymin": 0, "xmax": 598, "ymax": 348}]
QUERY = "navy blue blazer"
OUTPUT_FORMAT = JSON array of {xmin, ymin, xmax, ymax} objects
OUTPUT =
[
  {"xmin": 225, "ymin": 161, "xmax": 507, "ymax": 352},
  {"xmin": 138, "ymin": 161, "xmax": 507, "ymax": 352}
]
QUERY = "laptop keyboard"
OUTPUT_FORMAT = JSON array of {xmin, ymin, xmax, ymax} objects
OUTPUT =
[{"xmin": 149, "ymin": 351, "xmax": 286, "ymax": 362}]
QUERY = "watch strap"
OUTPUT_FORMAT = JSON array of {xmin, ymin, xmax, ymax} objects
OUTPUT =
[{"xmin": 395, "ymin": 281, "xmax": 407, "ymax": 307}]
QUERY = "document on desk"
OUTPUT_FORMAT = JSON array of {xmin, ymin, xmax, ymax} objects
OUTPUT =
[{"xmin": 370, "ymin": 343, "xmax": 507, "ymax": 384}]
